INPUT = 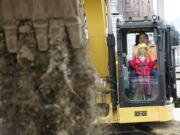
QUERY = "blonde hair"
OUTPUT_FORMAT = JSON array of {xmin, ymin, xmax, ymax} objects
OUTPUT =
[{"xmin": 137, "ymin": 47, "xmax": 149, "ymax": 57}]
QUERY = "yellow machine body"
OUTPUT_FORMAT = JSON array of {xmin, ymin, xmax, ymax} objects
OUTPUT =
[
  {"xmin": 84, "ymin": 0, "xmax": 108, "ymax": 76},
  {"xmin": 84, "ymin": 0, "xmax": 175, "ymax": 124}
]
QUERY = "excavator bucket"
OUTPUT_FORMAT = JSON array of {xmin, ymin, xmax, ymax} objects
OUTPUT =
[
  {"xmin": 0, "ymin": 1, "xmax": 98, "ymax": 135},
  {"xmin": 0, "ymin": 0, "xmax": 83, "ymax": 53}
]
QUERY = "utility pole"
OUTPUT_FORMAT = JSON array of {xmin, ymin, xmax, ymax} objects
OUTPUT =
[{"xmin": 118, "ymin": 0, "xmax": 153, "ymax": 21}]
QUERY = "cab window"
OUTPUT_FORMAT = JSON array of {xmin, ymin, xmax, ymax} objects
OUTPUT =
[{"xmin": 122, "ymin": 32, "xmax": 159, "ymax": 101}]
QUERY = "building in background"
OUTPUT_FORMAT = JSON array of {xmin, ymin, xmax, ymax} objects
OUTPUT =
[{"xmin": 123, "ymin": 0, "xmax": 153, "ymax": 20}]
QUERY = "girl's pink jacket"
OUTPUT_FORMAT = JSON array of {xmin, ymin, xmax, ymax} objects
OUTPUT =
[{"xmin": 129, "ymin": 56, "xmax": 155, "ymax": 76}]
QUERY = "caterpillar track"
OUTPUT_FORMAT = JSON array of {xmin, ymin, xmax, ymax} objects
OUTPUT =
[{"xmin": 100, "ymin": 124, "xmax": 153, "ymax": 135}]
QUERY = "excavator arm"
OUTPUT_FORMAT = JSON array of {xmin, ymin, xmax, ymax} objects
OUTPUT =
[{"xmin": 84, "ymin": 0, "xmax": 108, "ymax": 76}]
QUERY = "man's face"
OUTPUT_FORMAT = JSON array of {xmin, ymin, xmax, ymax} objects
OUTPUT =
[{"xmin": 139, "ymin": 35, "xmax": 148, "ymax": 44}]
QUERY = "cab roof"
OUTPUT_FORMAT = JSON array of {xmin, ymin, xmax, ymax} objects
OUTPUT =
[{"xmin": 117, "ymin": 19, "xmax": 165, "ymax": 32}]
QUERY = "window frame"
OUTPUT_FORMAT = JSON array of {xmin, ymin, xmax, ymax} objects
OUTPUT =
[{"xmin": 117, "ymin": 27, "xmax": 167, "ymax": 107}]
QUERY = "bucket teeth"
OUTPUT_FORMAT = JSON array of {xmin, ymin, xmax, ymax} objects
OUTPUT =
[
  {"xmin": 34, "ymin": 23, "xmax": 48, "ymax": 51},
  {"xmin": 1, "ymin": 0, "xmax": 15, "ymax": 25},
  {"xmin": 66, "ymin": 16, "xmax": 83, "ymax": 49},
  {"xmin": 33, "ymin": 0, "xmax": 48, "ymax": 51},
  {"xmin": 65, "ymin": 0, "xmax": 83, "ymax": 48},
  {"xmin": 0, "ymin": 0, "xmax": 84, "ymax": 51},
  {"xmin": 4, "ymin": 26, "xmax": 17, "ymax": 53}
]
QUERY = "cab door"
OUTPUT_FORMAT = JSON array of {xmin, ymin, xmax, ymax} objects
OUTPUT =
[{"xmin": 165, "ymin": 27, "xmax": 179, "ymax": 100}]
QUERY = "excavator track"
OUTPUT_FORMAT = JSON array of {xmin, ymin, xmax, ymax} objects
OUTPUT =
[
  {"xmin": 101, "ymin": 124, "xmax": 153, "ymax": 135},
  {"xmin": 107, "ymin": 131, "xmax": 151, "ymax": 135}
]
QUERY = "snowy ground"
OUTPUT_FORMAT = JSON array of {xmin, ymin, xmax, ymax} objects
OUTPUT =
[
  {"xmin": 176, "ymin": 78, "xmax": 180, "ymax": 97},
  {"xmin": 174, "ymin": 108, "xmax": 180, "ymax": 121},
  {"xmin": 174, "ymin": 79, "xmax": 180, "ymax": 122}
]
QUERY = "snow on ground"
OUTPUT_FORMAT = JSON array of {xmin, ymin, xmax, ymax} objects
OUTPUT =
[
  {"xmin": 174, "ymin": 108, "xmax": 180, "ymax": 121},
  {"xmin": 175, "ymin": 79, "xmax": 180, "ymax": 121}
]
